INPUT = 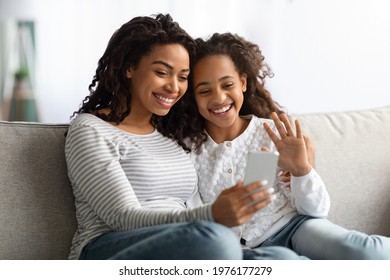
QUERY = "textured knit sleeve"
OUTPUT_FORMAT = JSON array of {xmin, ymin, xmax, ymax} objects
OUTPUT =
[{"xmin": 65, "ymin": 121, "xmax": 213, "ymax": 231}]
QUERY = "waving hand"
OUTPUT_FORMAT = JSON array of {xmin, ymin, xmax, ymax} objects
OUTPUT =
[{"xmin": 263, "ymin": 112, "xmax": 311, "ymax": 177}]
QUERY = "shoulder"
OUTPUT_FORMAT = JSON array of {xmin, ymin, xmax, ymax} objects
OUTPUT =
[
  {"xmin": 252, "ymin": 115, "xmax": 273, "ymax": 125},
  {"xmin": 67, "ymin": 113, "xmax": 113, "ymax": 141},
  {"xmin": 70, "ymin": 113, "xmax": 102, "ymax": 128},
  {"xmin": 243, "ymin": 115, "xmax": 275, "ymax": 132}
]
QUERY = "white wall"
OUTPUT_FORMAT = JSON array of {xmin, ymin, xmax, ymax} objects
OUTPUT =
[{"xmin": 1, "ymin": 0, "xmax": 390, "ymax": 122}]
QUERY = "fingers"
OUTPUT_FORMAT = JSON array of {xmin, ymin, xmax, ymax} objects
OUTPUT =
[
  {"xmin": 239, "ymin": 189, "xmax": 275, "ymax": 216},
  {"xmin": 295, "ymin": 118, "xmax": 303, "ymax": 138},
  {"xmin": 270, "ymin": 112, "xmax": 288, "ymax": 139},
  {"xmin": 263, "ymin": 122, "xmax": 280, "ymax": 144},
  {"xmin": 279, "ymin": 113, "xmax": 295, "ymax": 137},
  {"xmin": 261, "ymin": 146, "xmax": 270, "ymax": 152},
  {"xmin": 268, "ymin": 112, "xmax": 303, "ymax": 140},
  {"xmin": 240, "ymin": 181, "xmax": 274, "ymax": 206},
  {"xmin": 222, "ymin": 180, "xmax": 244, "ymax": 194},
  {"xmin": 213, "ymin": 180, "xmax": 275, "ymax": 227},
  {"xmin": 244, "ymin": 180, "xmax": 268, "ymax": 192}
]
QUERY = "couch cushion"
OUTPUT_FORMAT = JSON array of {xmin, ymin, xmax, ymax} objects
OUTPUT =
[
  {"xmin": 0, "ymin": 121, "xmax": 76, "ymax": 260},
  {"xmin": 291, "ymin": 105, "xmax": 390, "ymax": 236}
]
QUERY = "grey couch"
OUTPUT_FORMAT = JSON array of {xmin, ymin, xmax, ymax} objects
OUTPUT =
[{"xmin": 1, "ymin": 105, "xmax": 389, "ymax": 260}]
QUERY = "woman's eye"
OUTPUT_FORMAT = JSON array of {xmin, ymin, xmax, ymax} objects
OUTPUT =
[
  {"xmin": 224, "ymin": 83, "xmax": 234, "ymax": 88},
  {"xmin": 156, "ymin": 70, "xmax": 167, "ymax": 76},
  {"xmin": 179, "ymin": 76, "xmax": 188, "ymax": 81}
]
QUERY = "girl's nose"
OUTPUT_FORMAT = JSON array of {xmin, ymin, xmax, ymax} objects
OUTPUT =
[{"xmin": 212, "ymin": 88, "xmax": 227, "ymax": 102}]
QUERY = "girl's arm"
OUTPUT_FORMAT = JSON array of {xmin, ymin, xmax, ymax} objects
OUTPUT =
[{"xmin": 263, "ymin": 112, "xmax": 330, "ymax": 217}]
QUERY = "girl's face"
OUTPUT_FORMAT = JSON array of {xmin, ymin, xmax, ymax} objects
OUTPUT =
[
  {"xmin": 127, "ymin": 44, "xmax": 190, "ymax": 117},
  {"xmin": 192, "ymin": 55, "xmax": 247, "ymax": 132}
]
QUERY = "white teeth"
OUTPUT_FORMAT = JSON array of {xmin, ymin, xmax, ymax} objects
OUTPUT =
[
  {"xmin": 211, "ymin": 105, "xmax": 232, "ymax": 114},
  {"xmin": 155, "ymin": 94, "xmax": 174, "ymax": 104}
]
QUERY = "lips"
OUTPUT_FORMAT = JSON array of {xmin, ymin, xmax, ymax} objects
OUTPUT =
[
  {"xmin": 209, "ymin": 104, "xmax": 232, "ymax": 114},
  {"xmin": 153, "ymin": 93, "xmax": 175, "ymax": 104}
]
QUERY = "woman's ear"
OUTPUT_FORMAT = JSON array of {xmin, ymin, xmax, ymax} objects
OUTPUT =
[
  {"xmin": 241, "ymin": 74, "xmax": 247, "ymax": 93},
  {"xmin": 126, "ymin": 68, "xmax": 133, "ymax": 79}
]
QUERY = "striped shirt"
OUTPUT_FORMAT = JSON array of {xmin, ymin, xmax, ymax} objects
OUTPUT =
[{"xmin": 65, "ymin": 113, "xmax": 212, "ymax": 259}]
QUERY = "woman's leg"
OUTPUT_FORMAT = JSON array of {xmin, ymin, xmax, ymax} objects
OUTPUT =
[
  {"xmin": 291, "ymin": 218, "xmax": 390, "ymax": 259},
  {"xmin": 80, "ymin": 220, "xmax": 243, "ymax": 260}
]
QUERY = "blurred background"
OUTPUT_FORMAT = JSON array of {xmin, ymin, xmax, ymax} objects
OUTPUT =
[{"xmin": 1, "ymin": 0, "xmax": 390, "ymax": 123}]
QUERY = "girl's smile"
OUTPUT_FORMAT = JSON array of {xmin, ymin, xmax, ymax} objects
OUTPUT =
[{"xmin": 208, "ymin": 103, "xmax": 233, "ymax": 115}]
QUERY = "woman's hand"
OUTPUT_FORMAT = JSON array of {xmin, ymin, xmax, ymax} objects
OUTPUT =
[
  {"xmin": 212, "ymin": 180, "xmax": 274, "ymax": 227},
  {"xmin": 263, "ymin": 112, "xmax": 311, "ymax": 177}
]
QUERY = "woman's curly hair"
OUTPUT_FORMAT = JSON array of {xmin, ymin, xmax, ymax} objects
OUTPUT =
[
  {"xmin": 71, "ymin": 13, "xmax": 196, "ymax": 129},
  {"xmin": 159, "ymin": 32, "xmax": 284, "ymax": 153}
]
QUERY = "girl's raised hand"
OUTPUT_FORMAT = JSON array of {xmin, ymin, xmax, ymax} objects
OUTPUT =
[{"xmin": 263, "ymin": 112, "xmax": 311, "ymax": 177}]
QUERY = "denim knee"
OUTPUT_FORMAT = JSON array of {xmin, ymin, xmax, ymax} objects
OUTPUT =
[
  {"xmin": 340, "ymin": 232, "xmax": 390, "ymax": 260},
  {"xmin": 245, "ymin": 246, "xmax": 307, "ymax": 260},
  {"xmin": 184, "ymin": 221, "xmax": 242, "ymax": 260}
]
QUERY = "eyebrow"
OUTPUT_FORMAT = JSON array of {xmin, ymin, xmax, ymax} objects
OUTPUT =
[
  {"xmin": 195, "ymin": 75, "xmax": 234, "ymax": 90},
  {"xmin": 152, "ymin": 60, "xmax": 190, "ymax": 73}
]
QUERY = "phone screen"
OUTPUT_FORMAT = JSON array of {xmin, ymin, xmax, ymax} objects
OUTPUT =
[{"xmin": 243, "ymin": 151, "xmax": 279, "ymax": 187}]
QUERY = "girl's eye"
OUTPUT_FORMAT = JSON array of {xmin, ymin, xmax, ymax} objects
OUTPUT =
[
  {"xmin": 198, "ymin": 89, "xmax": 210, "ymax": 95},
  {"xmin": 224, "ymin": 83, "xmax": 234, "ymax": 88}
]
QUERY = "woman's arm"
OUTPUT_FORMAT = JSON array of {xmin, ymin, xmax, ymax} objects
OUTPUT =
[{"xmin": 65, "ymin": 122, "xmax": 212, "ymax": 232}]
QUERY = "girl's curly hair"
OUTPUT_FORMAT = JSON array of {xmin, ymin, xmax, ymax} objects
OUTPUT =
[
  {"xmin": 71, "ymin": 13, "xmax": 196, "ymax": 129},
  {"xmin": 159, "ymin": 32, "xmax": 284, "ymax": 153}
]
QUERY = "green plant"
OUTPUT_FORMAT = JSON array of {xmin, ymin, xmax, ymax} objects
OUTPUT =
[{"xmin": 14, "ymin": 67, "xmax": 29, "ymax": 81}]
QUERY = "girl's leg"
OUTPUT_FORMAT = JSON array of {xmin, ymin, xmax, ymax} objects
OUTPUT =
[
  {"xmin": 80, "ymin": 220, "xmax": 243, "ymax": 260},
  {"xmin": 292, "ymin": 218, "xmax": 390, "ymax": 259},
  {"xmin": 244, "ymin": 246, "xmax": 308, "ymax": 260}
]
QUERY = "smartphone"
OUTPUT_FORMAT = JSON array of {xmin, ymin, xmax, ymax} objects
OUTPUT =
[{"xmin": 243, "ymin": 151, "xmax": 279, "ymax": 188}]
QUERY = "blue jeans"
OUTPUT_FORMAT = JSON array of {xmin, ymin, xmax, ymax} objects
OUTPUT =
[
  {"xmin": 79, "ymin": 221, "xmax": 243, "ymax": 260},
  {"xmin": 261, "ymin": 215, "xmax": 390, "ymax": 259},
  {"xmin": 79, "ymin": 220, "xmax": 306, "ymax": 260}
]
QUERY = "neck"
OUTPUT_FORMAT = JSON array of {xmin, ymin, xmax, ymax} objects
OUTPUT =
[
  {"xmin": 98, "ymin": 108, "xmax": 155, "ymax": 135},
  {"xmin": 206, "ymin": 117, "xmax": 250, "ymax": 144},
  {"xmin": 119, "ymin": 113, "xmax": 155, "ymax": 134}
]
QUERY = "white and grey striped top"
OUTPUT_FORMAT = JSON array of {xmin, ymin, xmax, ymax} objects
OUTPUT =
[{"xmin": 65, "ymin": 114, "xmax": 213, "ymax": 259}]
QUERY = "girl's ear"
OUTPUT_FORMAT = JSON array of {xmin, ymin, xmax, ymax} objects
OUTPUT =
[{"xmin": 241, "ymin": 74, "xmax": 247, "ymax": 93}]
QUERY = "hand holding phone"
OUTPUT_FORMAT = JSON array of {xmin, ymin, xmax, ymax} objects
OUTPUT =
[{"xmin": 243, "ymin": 151, "xmax": 279, "ymax": 187}]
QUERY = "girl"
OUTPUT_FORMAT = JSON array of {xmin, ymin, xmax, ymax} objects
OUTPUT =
[
  {"xmin": 162, "ymin": 32, "xmax": 390, "ymax": 259},
  {"xmin": 65, "ymin": 14, "xmax": 291, "ymax": 260}
]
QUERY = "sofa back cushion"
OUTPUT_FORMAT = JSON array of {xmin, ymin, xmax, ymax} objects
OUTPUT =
[
  {"xmin": 292, "ymin": 105, "xmax": 390, "ymax": 236},
  {"xmin": 0, "ymin": 121, "xmax": 76, "ymax": 260}
]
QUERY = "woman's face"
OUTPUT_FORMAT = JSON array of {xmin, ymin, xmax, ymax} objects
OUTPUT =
[
  {"xmin": 192, "ymin": 55, "xmax": 246, "ymax": 131},
  {"xmin": 127, "ymin": 44, "xmax": 190, "ymax": 117}
]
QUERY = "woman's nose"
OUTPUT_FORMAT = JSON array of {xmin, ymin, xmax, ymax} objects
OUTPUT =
[{"xmin": 165, "ymin": 78, "xmax": 179, "ymax": 93}]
